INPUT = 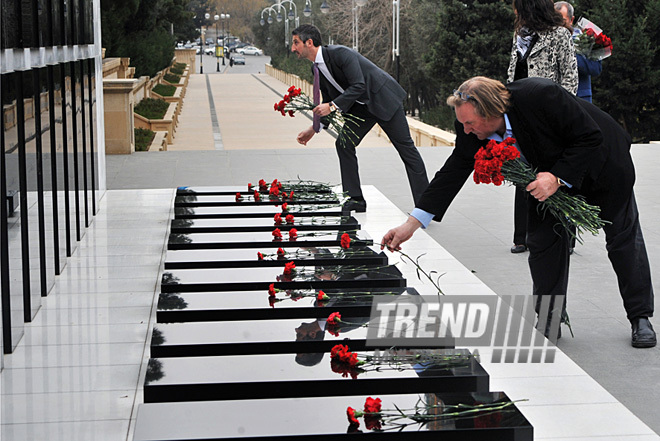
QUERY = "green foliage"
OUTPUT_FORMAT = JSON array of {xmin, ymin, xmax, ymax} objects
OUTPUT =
[
  {"xmin": 574, "ymin": 0, "xmax": 660, "ymax": 142},
  {"xmin": 101, "ymin": 0, "xmax": 193, "ymax": 77},
  {"xmin": 169, "ymin": 66, "xmax": 184, "ymax": 75},
  {"xmin": 174, "ymin": 62, "xmax": 187, "ymax": 70},
  {"xmin": 135, "ymin": 98, "xmax": 170, "ymax": 120},
  {"xmin": 135, "ymin": 128, "xmax": 155, "ymax": 151},
  {"xmin": 270, "ymin": 53, "xmax": 313, "ymax": 84},
  {"xmin": 153, "ymin": 83, "xmax": 177, "ymax": 97},
  {"xmin": 163, "ymin": 73, "xmax": 181, "ymax": 84}
]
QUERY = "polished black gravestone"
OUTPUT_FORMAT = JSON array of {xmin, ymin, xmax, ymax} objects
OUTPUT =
[
  {"xmin": 150, "ymin": 312, "xmax": 453, "ymax": 358},
  {"xmin": 134, "ymin": 392, "xmax": 533, "ymax": 440},
  {"xmin": 170, "ymin": 216, "xmax": 359, "ymax": 234},
  {"xmin": 164, "ymin": 246, "xmax": 387, "ymax": 270},
  {"xmin": 168, "ymin": 230, "xmax": 371, "ymax": 250},
  {"xmin": 157, "ymin": 287, "xmax": 414, "ymax": 322},
  {"xmin": 174, "ymin": 204, "xmax": 346, "ymax": 219},
  {"xmin": 143, "ymin": 349, "xmax": 488, "ymax": 403},
  {"xmin": 175, "ymin": 194, "xmax": 339, "ymax": 208},
  {"xmin": 161, "ymin": 265, "xmax": 405, "ymax": 293},
  {"xmin": 177, "ymin": 184, "xmax": 334, "ymax": 196}
]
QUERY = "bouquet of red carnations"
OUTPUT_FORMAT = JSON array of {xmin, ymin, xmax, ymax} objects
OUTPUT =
[
  {"xmin": 574, "ymin": 17, "xmax": 613, "ymax": 61},
  {"xmin": 273, "ymin": 86, "xmax": 363, "ymax": 146},
  {"xmin": 474, "ymin": 137, "xmax": 608, "ymax": 242}
]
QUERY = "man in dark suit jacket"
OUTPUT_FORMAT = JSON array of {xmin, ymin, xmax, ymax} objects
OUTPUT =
[
  {"xmin": 381, "ymin": 76, "xmax": 656, "ymax": 348},
  {"xmin": 291, "ymin": 24, "xmax": 428, "ymax": 210}
]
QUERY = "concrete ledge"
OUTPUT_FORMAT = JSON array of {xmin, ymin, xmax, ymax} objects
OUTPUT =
[{"xmin": 149, "ymin": 131, "xmax": 168, "ymax": 151}]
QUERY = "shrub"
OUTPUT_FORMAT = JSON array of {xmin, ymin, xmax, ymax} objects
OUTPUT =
[
  {"xmin": 163, "ymin": 73, "xmax": 181, "ymax": 84},
  {"xmin": 153, "ymin": 83, "xmax": 176, "ymax": 97},
  {"xmin": 174, "ymin": 62, "xmax": 187, "ymax": 70},
  {"xmin": 169, "ymin": 66, "xmax": 184, "ymax": 75},
  {"xmin": 135, "ymin": 128, "xmax": 155, "ymax": 152},
  {"xmin": 135, "ymin": 98, "xmax": 169, "ymax": 120}
]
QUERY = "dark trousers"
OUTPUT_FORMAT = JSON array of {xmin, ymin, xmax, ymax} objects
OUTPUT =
[
  {"xmin": 513, "ymin": 187, "xmax": 528, "ymax": 245},
  {"xmin": 528, "ymin": 189, "xmax": 654, "ymax": 321},
  {"xmin": 336, "ymin": 104, "xmax": 429, "ymax": 205}
]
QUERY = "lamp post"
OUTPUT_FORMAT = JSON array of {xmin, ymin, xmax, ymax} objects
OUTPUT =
[
  {"xmin": 261, "ymin": 1, "xmax": 298, "ymax": 48},
  {"xmin": 200, "ymin": 12, "xmax": 210, "ymax": 74},
  {"xmin": 352, "ymin": 0, "xmax": 367, "ymax": 52},
  {"xmin": 303, "ymin": 0, "xmax": 312, "ymax": 22},
  {"xmin": 214, "ymin": 14, "xmax": 220, "ymax": 72},
  {"xmin": 392, "ymin": 0, "xmax": 400, "ymax": 81},
  {"xmin": 220, "ymin": 13, "xmax": 230, "ymax": 66}
]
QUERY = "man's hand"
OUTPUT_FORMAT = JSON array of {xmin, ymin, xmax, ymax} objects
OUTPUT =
[
  {"xmin": 380, "ymin": 216, "xmax": 422, "ymax": 251},
  {"xmin": 296, "ymin": 126, "xmax": 316, "ymax": 145},
  {"xmin": 526, "ymin": 172, "xmax": 561, "ymax": 202},
  {"xmin": 313, "ymin": 103, "xmax": 333, "ymax": 117}
]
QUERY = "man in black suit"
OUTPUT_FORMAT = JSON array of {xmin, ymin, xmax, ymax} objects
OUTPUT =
[
  {"xmin": 381, "ymin": 76, "xmax": 656, "ymax": 348},
  {"xmin": 291, "ymin": 24, "xmax": 428, "ymax": 211}
]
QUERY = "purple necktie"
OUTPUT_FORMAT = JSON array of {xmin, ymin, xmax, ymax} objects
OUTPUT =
[{"xmin": 312, "ymin": 63, "xmax": 320, "ymax": 133}]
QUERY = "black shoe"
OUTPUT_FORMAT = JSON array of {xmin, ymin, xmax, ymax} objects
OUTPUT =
[
  {"xmin": 510, "ymin": 244, "xmax": 527, "ymax": 254},
  {"xmin": 631, "ymin": 317, "xmax": 657, "ymax": 348},
  {"xmin": 343, "ymin": 199, "xmax": 367, "ymax": 213}
]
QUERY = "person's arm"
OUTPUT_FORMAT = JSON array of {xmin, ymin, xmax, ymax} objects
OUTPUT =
[
  {"xmin": 556, "ymin": 27, "xmax": 578, "ymax": 95},
  {"xmin": 577, "ymin": 54, "xmax": 602, "ymax": 77}
]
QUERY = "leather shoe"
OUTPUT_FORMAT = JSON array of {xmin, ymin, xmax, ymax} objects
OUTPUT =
[
  {"xmin": 631, "ymin": 317, "xmax": 657, "ymax": 348},
  {"xmin": 343, "ymin": 199, "xmax": 367, "ymax": 213},
  {"xmin": 510, "ymin": 244, "xmax": 527, "ymax": 254}
]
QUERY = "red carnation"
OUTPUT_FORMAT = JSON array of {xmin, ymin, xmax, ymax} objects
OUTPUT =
[
  {"xmin": 235, "ymin": 192, "xmax": 243, "ymax": 202},
  {"xmin": 289, "ymin": 228, "xmax": 298, "ymax": 239},
  {"xmin": 254, "ymin": 190, "xmax": 261, "ymax": 201},
  {"xmin": 340, "ymin": 233, "xmax": 351, "ymax": 249},
  {"xmin": 247, "ymin": 183, "xmax": 253, "ymax": 190},
  {"xmin": 328, "ymin": 312, "xmax": 342, "ymax": 325},
  {"xmin": 268, "ymin": 284, "xmax": 277, "ymax": 296},
  {"xmin": 285, "ymin": 214, "xmax": 295, "ymax": 224},
  {"xmin": 283, "ymin": 261, "xmax": 296, "ymax": 275},
  {"xmin": 288, "ymin": 110, "xmax": 294, "ymax": 117},
  {"xmin": 317, "ymin": 290, "xmax": 329, "ymax": 301},
  {"xmin": 282, "ymin": 203, "xmax": 288, "ymax": 212},
  {"xmin": 269, "ymin": 186, "xmax": 280, "ymax": 197},
  {"xmin": 364, "ymin": 397, "xmax": 382, "ymax": 414},
  {"xmin": 259, "ymin": 179, "xmax": 268, "ymax": 191},
  {"xmin": 257, "ymin": 252, "xmax": 264, "ymax": 260},
  {"xmin": 272, "ymin": 228, "xmax": 283, "ymax": 239},
  {"xmin": 346, "ymin": 407, "xmax": 360, "ymax": 427},
  {"xmin": 288, "ymin": 191, "xmax": 294, "ymax": 200},
  {"xmin": 277, "ymin": 247, "xmax": 286, "ymax": 257},
  {"xmin": 274, "ymin": 213, "xmax": 283, "ymax": 225}
]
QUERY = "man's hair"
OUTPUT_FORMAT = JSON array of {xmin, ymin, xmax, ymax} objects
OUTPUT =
[
  {"xmin": 292, "ymin": 24, "xmax": 322, "ymax": 47},
  {"xmin": 446, "ymin": 76, "xmax": 512, "ymax": 119},
  {"xmin": 513, "ymin": 0, "xmax": 565, "ymax": 33},
  {"xmin": 554, "ymin": 1, "xmax": 574, "ymax": 19}
]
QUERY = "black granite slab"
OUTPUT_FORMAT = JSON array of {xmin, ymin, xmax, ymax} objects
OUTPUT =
[
  {"xmin": 170, "ymin": 216, "xmax": 359, "ymax": 234},
  {"xmin": 177, "ymin": 184, "xmax": 334, "ymax": 196},
  {"xmin": 143, "ymin": 349, "xmax": 488, "ymax": 403},
  {"xmin": 156, "ymin": 287, "xmax": 416, "ymax": 323},
  {"xmin": 164, "ymin": 246, "xmax": 387, "ymax": 270},
  {"xmin": 175, "ymin": 194, "xmax": 339, "ymax": 207},
  {"xmin": 134, "ymin": 392, "xmax": 533, "ymax": 440},
  {"xmin": 150, "ymin": 313, "xmax": 453, "ymax": 358},
  {"xmin": 168, "ymin": 230, "xmax": 371, "ymax": 250},
  {"xmin": 174, "ymin": 205, "xmax": 346, "ymax": 219},
  {"xmin": 161, "ymin": 265, "xmax": 405, "ymax": 293}
]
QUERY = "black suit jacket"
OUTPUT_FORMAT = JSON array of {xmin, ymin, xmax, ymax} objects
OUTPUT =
[
  {"xmin": 417, "ymin": 77, "xmax": 634, "ymax": 222},
  {"xmin": 316, "ymin": 45, "xmax": 406, "ymax": 121}
]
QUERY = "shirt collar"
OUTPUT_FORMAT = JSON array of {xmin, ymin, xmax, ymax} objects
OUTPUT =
[
  {"xmin": 487, "ymin": 114, "xmax": 513, "ymax": 142},
  {"xmin": 314, "ymin": 47, "xmax": 324, "ymax": 64}
]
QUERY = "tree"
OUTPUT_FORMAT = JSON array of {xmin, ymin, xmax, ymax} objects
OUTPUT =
[{"xmin": 574, "ymin": 0, "xmax": 660, "ymax": 142}]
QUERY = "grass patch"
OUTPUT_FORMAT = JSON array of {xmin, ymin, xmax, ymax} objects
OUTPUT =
[
  {"xmin": 163, "ymin": 73, "xmax": 181, "ymax": 84},
  {"xmin": 153, "ymin": 83, "xmax": 176, "ymax": 97},
  {"xmin": 174, "ymin": 62, "xmax": 187, "ymax": 70},
  {"xmin": 135, "ymin": 128, "xmax": 155, "ymax": 151},
  {"xmin": 135, "ymin": 98, "xmax": 169, "ymax": 120},
  {"xmin": 170, "ymin": 66, "xmax": 184, "ymax": 75}
]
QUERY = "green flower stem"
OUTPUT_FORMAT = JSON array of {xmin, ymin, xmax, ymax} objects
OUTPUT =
[
  {"xmin": 377, "ymin": 243, "xmax": 444, "ymax": 296},
  {"xmin": 501, "ymin": 159, "xmax": 609, "ymax": 244}
]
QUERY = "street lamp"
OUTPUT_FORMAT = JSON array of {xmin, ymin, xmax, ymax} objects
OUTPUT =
[
  {"xmin": 392, "ymin": 0, "xmax": 400, "ymax": 81},
  {"xmin": 320, "ymin": 1, "xmax": 330, "ymax": 14},
  {"xmin": 214, "ymin": 14, "xmax": 220, "ymax": 71},
  {"xmin": 352, "ymin": 0, "xmax": 366, "ymax": 52},
  {"xmin": 200, "ymin": 12, "xmax": 210, "ymax": 73},
  {"xmin": 303, "ymin": 0, "xmax": 312, "ymax": 18},
  {"xmin": 221, "ymin": 13, "xmax": 230, "ymax": 66}
]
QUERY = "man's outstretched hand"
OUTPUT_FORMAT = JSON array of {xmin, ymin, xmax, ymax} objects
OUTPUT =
[{"xmin": 380, "ymin": 216, "xmax": 422, "ymax": 251}]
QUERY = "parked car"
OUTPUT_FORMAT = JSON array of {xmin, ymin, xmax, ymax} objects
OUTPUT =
[
  {"xmin": 231, "ymin": 55, "xmax": 245, "ymax": 65},
  {"xmin": 204, "ymin": 46, "xmax": 215, "ymax": 55},
  {"xmin": 237, "ymin": 46, "xmax": 263, "ymax": 56}
]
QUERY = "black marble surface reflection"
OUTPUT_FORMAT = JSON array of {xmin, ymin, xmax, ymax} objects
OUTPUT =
[
  {"xmin": 134, "ymin": 391, "xmax": 532, "ymax": 440},
  {"xmin": 177, "ymin": 185, "xmax": 334, "ymax": 196},
  {"xmin": 174, "ymin": 205, "xmax": 345, "ymax": 219},
  {"xmin": 174, "ymin": 194, "xmax": 339, "ymax": 207},
  {"xmin": 164, "ymin": 245, "xmax": 387, "ymax": 269},
  {"xmin": 160, "ymin": 264, "xmax": 405, "ymax": 293},
  {"xmin": 156, "ymin": 288, "xmax": 416, "ymax": 323},
  {"xmin": 143, "ymin": 349, "xmax": 488, "ymax": 403},
  {"xmin": 170, "ymin": 216, "xmax": 358, "ymax": 234},
  {"xmin": 167, "ymin": 230, "xmax": 372, "ymax": 250}
]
